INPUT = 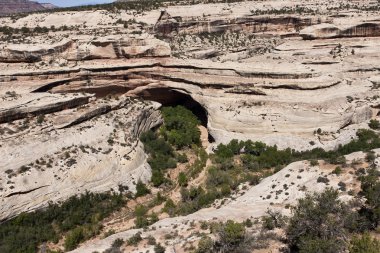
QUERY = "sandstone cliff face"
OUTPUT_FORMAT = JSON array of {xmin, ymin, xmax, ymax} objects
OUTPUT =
[
  {"xmin": 155, "ymin": 10, "xmax": 323, "ymax": 37},
  {"xmin": 300, "ymin": 22, "xmax": 380, "ymax": 39},
  {"xmin": 0, "ymin": 95, "xmax": 162, "ymax": 220},
  {"xmin": 1, "ymin": 50, "xmax": 378, "ymax": 153},
  {"xmin": 0, "ymin": 37, "xmax": 171, "ymax": 63},
  {"xmin": 1, "ymin": 0, "xmax": 380, "ymax": 235}
]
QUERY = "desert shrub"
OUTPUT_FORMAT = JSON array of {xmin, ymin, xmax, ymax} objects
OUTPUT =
[
  {"xmin": 154, "ymin": 243, "xmax": 166, "ymax": 253},
  {"xmin": 365, "ymin": 151, "xmax": 376, "ymax": 163},
  {"xmin": 214, "ymin": 220, "xmax": 246, "ymax": 252},
  {"xmin": 135, "ymin": 180, "xmax": 150, "ymax": 198},
  {"xmin": 104, "ymin": 238, "xmax": 124, "ymax": 253},
  {"xmin": 309, "ymin": 159, "xmax": 318, "ymax": 166},
  {"xmin": 127, "ymin": 232, "xmax": 142, "ymax": 246},
  {"xmin": 206, "ymin": 167, "xmax": 231, "ymax": 187},
  {"xmin": 333, "ymin": 166, "xmax": 342, "ymax": 175},
  {"xmin": 244, "ymin": 219, "xmax": 253, "ymax": 228},
  {"xmin": 36, "ymin": 114, "xmax": 45, "ymax": 124},
  {"xmin": 162, "ymin": 198, "xmax": 176, "ymax": 216},
  {"xmin": 368, "ymin": 119, "xmax": 380, "ymax": 130},
  {"xmin": 349, "ymin": 233, "xmax": 380, "ymax": 253},
  {"xmin": 358, "ymin": 168, "xmax": 380, "ymax": 229},
  {"xmin": 261, "ymin": 210, "xmax": 286, "ymax": 230},
  {"xmin": 134, "ymin": 205, "xmax": 157, "ymax": 228},
  {"xmin": 298, "ymin": 237, "xmax": 346, "ymax": 253},
  {"xmin": 195, "ymin": 236, "xmax": 213, "ymax": 253},
  {"xmin": 317, "ymin": 176, "xmax": 329, "ymax": 184},
  {"xmin": 286, "ymin": 188, "xmax": 353, "ymax": 252},
  {"xmin": 177, "ymin": 153, "xmax": 188, "ymax": 163},
  {"xmin": 338, "ymin": 181, "xmax": 347, "ymax": 191},
  {"xmin": 64, "ymin": 227, "xmax": 84, "ymax": 251},
  {"xmin": 178, "ymin": 172, "xmax": 188, "ymax": 186},
  {"xmin": 147, "ymin": 235, "xmax": 156, "ymax": 245}
]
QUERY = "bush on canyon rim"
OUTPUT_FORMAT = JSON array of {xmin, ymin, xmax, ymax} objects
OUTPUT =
[
  {"xmin": 287, "ymin": 168, "xmax": 380, "ymax": 253},
  {"xmin": 214, "ymin": 129, "xmax": 380, "ymax": 170}
]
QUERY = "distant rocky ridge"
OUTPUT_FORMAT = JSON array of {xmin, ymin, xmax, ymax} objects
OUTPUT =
[
  {"xmin": 39, "ymin": 2, "xmax": 56, "ymax": 9},
  {"xmin": 0, "ymin": 0, "xmax": 56, "ymax": 16}
]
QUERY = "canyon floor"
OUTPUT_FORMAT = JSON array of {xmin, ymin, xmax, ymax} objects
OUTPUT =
[{"xmin": 1, "ymin": 0, "xmax": 380, "ymax": 252}]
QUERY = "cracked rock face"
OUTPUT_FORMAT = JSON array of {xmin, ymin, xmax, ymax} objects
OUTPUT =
[
  {"xmin": 1, "ymin": 0, "xmax": 380, "ymax": 233},
  {"xmin": 0, "ymin": 95, "xmax": 162, "ymax": 220}
]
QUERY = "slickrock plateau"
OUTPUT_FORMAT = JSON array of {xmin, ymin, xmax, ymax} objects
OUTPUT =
[{"xmin": 1, "ymin": 0, "xmax": 380, "ymax": 253}]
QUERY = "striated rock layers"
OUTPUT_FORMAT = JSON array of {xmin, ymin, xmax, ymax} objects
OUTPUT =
[
  {"xmin": 300, "ymin": 22, "xmax": 380, "ymax": 39},
  {"xmin": 0, "ymin": 95, "xmax": 162, "ymax": 220},
  {"xmin": 2, "ymin": 0, "xmax": 380, "ymax": 224},
  {"xmin": 154, "ymin": 10, "xmax": 324, "ymax": 38},
  {"xmin": 0, "ymin": 37, "xmax": 171, "ymax": 63}
]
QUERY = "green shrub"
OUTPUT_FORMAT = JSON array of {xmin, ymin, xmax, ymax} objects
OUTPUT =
[
  {"xmin": 154, "ymin": 243, "xmax": 166, "ymax": 253},
  {"xmin": 178, "ymin": 172, "xmax": 188, "ymax": 186},
  {"xmin": 147, "ymin": 235, "xmax": 156, "ymax": 245},
  {"xmin": 162, "ymin": 198, "xmax": 176, "ymax": 216},
  {"xmin": 127, "ymin": 232, "xmax": 142, "ymax": 246},
  {"xmin": 112, "ymin": 238, "xmax": 124, "ymax": 248},
  {"xmin": 349, "ymin": 233, "xmax": 380, "ymax": 253},
  {"xmin": 135, "ymin": 180, "xmax": 150, "ymax": 198},
  {"xmin": 359, "ymin": 168, "xmax": 380, "ymax": 228},
  {"xmin": 141, "ymin": 106, "xmax": 202, "ymax": 186},
  {"xmin": 215, "ymin": 220, "xmax": 245, "ymax": 251},
  {"xmin": 151, "ymin": 170, "xmax": 165, "ymax": 187},
  {"xmin": 286, "ymin": 188, "xmax": 352, "ymax": 252},
  {"xmin": 298, "ymin": 237, "xmax": 345, "ymax": 253},
  {"xmin": 195, "ymin": 236, "xmax": 213, "ymax": 253},
  {"xmin": 135, "ymin": 216, "xmax": 149, "ymax": 228},
  {"xmin": 333, "ymin": 166, "xmax": 342, "ymax": 175},
  {"xmin": 177, "ymin": 153, "xmax": 188, "ymax": 163},
  {"xmin": 64, "ymin": 227, "xmax": 84, "ymax": 251},
  {"xmin": 309, "ymin": 159, "xmax": 318, "ymax": 166},
  {"xmin": 261, "ymin": 210, "xmax": 286, "ymax": 230},
  {"xmin": 0, "ymin": 192, "xmax": 124, "ymax": 253},
  {"xmin": 369, "ymin": 119, "xmax": 380, "ymax": 130},
  {"xmin": 161, "ymin": 106, "xmax": 201, "ymax": 149},
  {"xmin": 134, "ymin": 205, "xmax": 157, "ymax": 228},
  {"xmin": 36, "ymin": 114, "xmax": 45, "ymax": 124}
]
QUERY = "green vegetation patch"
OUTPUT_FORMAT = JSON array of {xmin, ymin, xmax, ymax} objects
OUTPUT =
[
  {"xmin": 0, "ymin": 192, "xmax": 125, "ymax": 253},
  {"xmin": 140, "ymin": 105, "xmax": 201, "ymax": 187}
]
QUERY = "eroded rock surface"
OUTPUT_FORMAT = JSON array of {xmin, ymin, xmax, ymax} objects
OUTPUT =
[
  {"xmin": 0, "ymin": 95, "xmax": 162, "ymax": 220},
  {"xmin": 1, "ymin": 0, "xmax": 380, "ymax": 242}
]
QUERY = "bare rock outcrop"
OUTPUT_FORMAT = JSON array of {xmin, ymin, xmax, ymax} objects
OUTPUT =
[
  {"xmin": 155, "ymin": 10, "xmax": 323, "ymax": 37},
  {"xmin": 0, "ymin": 97, "xmax": 162, "ymax": 220},
  {"xmin": 0, "ymin": 37, "xmax": 171, "ymax": 63},
  {"xmin": 300, "ymin": 22, "xmax": 380, "ymax": 39},
  {"xmin": 2, "ymin": 0, "xmax": 380, "ymax": 240}
]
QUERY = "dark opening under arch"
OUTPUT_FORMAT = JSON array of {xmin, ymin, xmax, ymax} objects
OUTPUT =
[{"xmin": 135, "ymin": 88, "xmax": 215, "ymax": 142}]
